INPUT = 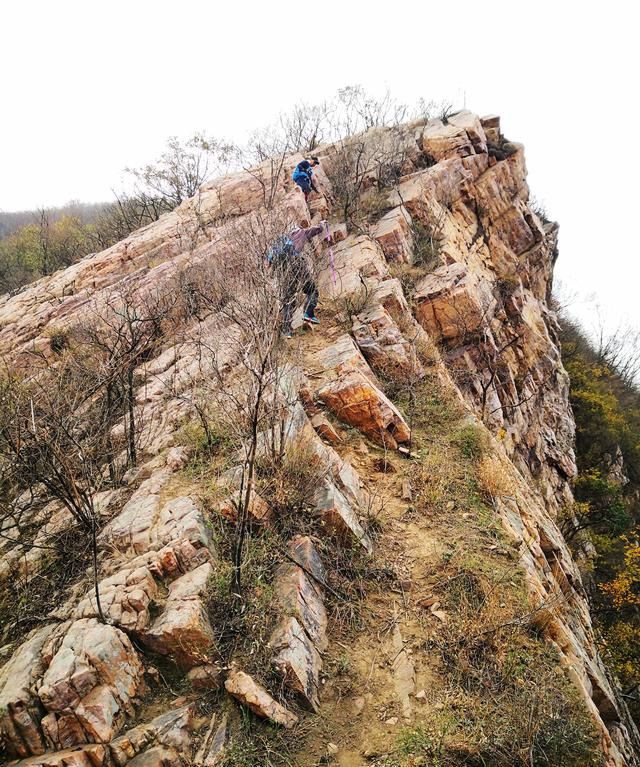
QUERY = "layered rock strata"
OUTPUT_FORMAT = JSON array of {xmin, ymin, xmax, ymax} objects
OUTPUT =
[{"xmin": 0, "ymin": 112, "xmax": 637, "ymax": 766}]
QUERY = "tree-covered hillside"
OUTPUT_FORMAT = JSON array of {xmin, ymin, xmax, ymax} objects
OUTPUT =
[{"xmin": 559, "ymin": 312, "xmax": 640, "ymax": 721}]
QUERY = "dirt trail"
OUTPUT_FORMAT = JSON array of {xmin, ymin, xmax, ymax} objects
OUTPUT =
[{"xmin": 291, "ymin": 316, "xmax": 449, "ymax": 765}]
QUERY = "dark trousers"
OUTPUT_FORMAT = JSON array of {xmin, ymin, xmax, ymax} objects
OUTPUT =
[
  {"xmin": 279, "ymin": 257, "xmax": 318, "ymax": 333},
  {"xmin": 293, "ymin": 176, "xmax": 312, "ymax": 195}
]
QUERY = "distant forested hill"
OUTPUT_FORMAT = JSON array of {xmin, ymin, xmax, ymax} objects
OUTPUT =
[{"xmin": 0, "ymin": 201, "xmax": 109, "ymax": 240}]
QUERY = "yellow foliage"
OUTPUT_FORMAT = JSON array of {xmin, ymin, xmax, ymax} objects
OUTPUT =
[
  {"xmin": 601, "ymin": 532, "xmax": 640, "ymax": 609},
  {"xmin": 603, "ymin": 621, "xmax": 640, "ymax": 684}
]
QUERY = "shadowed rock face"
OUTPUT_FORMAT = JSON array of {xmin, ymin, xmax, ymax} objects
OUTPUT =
[{"xmin": 0, "ymin": 112, "xmax": 638, "ymax": 766}]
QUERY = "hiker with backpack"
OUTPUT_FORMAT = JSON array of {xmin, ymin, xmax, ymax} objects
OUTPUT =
[
  {"xmin": 292, "ymin": 157, "xmax": 320, "ymax": 200},
  {"xmin": 267, "ymin": 223, "xmax": 326, "ymax": 338}
]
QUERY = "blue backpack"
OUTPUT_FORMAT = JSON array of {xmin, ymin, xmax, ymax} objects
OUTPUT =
[{"xmin": 267, "ymin": 235, "xmax": 295, "ymax": 265}]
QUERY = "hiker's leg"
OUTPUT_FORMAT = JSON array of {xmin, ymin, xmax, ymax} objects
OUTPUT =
[
  {"xmin": 282, "ymin": 280, "xmax": 296, "ymax": 333},
  {"xmin": 303, "ymin": 279, "xmax": 319, "ymax": 318},
  {"xmin": 278, "ymin": 264, "xmax": 297, "ymax": 334},
  {"xmin": 298, "ymin": 177, "xmax": 311, "ymax": 201}
]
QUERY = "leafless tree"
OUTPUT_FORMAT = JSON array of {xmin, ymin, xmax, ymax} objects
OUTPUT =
[
  {"xmin": 125, "ymin": 133, "xmax": 235, "ymax": 215},
  {"xmin": 0, "ymin": 357, "xmax": 115, "ymax": 622},
  {"xmin": 595, "ymin": 316, "xmax": 640, "ymax": 388},
  {"xmin": 333, "ymin": 85, "xmax": 408, "ymax": 138},
  {"xmin": 279, "ymin": 102, "xmax": 330, "ymax": 153},
  {"xmin": 167, "ymin": 210, "xmax": 321, "ymax": 591},
  {"xmin": 238, "ymin": 128, "xmax": 292, "ymax": 211},
  {"xmin": 325, "ymin": 127, "xmax": 414, "ymax": 230},
  {"xmin": 74, "ymin": 284, "xmax": 177, "ymax": 472}
]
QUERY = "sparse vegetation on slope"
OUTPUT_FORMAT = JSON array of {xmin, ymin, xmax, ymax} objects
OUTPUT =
[{"xmin": 0, "ymin": 104, "xmax": 627, "ymax": 767}]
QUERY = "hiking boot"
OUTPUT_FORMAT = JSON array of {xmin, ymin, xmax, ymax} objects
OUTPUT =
[{"xmin": 303, "ymin": 314, "xmax": 320, "ymax": 324}]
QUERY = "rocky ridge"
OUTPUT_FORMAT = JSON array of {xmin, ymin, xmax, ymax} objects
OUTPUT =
[{"xmin": 0, "ymin": 112, "xmax": 638, "ymax": 766}]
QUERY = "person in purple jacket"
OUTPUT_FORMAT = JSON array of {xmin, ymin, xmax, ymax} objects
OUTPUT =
[{"xmin": 267, "ymin": 223, "xmax": 325, "ymax": 337}]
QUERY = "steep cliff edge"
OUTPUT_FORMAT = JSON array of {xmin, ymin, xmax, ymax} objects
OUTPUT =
[{"xmin": 0, "ymin": 112, "xmax": 638, "ymax": 766}]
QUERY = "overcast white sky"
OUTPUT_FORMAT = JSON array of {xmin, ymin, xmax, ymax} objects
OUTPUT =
[{"xmin": 1, "ymin": 0, "xmax": 637, "ymax": 334}]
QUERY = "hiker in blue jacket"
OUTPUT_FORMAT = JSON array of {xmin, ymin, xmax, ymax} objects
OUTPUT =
[
  {"xmin": 267, "ymin": 223, "xmax": 324, "ymax": 337},
  {"xmin": 292, "ymin": 157, "xmax": 320, "ymax": 200}
]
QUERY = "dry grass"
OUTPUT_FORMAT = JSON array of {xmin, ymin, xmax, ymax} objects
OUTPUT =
[
  {"xmin": 373, "ymin": 377, "xmax": 604, "ymax": 767},
  {"xmin": 327, "ymin": 284, "xmax": 373, "ymax": 332},
  {"xmin": 476, "ymin": 454, "xmax": 518, "ymax": 500},
  {"xmin": 389, "ymin": 261, "xmax": 431, "ymax": 296}
]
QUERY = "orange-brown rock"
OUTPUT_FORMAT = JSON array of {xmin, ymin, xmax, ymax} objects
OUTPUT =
[
  {"xmin": 318, "ymin": 370, "xmax": 410, "ymax": 450},
  {"xmin": 371, "ymin": 206, "xmax": 414, "ymax": 264},
  {"xmin": 413, "ymin": 263, "xmax": 494, "ymax": 344},
  {"xmin": 217, "ymin": 491, "xmax": 272, "ymax": 525},
  {"xmin": 140, "ymin": 563, "xmax": 216, "ymax": 670},
  {"xmin": 422, "ymin": 111, "xmax": 487, "ymax": 161},
  {"xmin": 310, "ymin": 412, "xmax": 342, "ymax": 444}
]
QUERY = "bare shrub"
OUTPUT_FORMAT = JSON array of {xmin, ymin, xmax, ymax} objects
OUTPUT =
[{"xmin": 125, "ymin": 133, "xmax": 235, "ymax": 213}]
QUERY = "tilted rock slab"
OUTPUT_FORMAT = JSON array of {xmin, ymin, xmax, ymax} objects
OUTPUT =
[
  {"xmin": 109, "ymin": 703, "xmax": 197, "ymax": 767},
  {"xmin": 371, "ymin": 206, "xmax": 414, "ymax": 264},
  {"xmin": 7, "ymin": 744, "xmax": 109, "ymax": 767},
  {"xmin": 224, "ymin": 670, "xmax": 298, "ymax": 729},
  {"xmin": 269, "ymin": 616, "xmax": 322, "ymax": 712},
  {"xmin": 274, "ymin": 402, "xmax": 373, "ymax": 551},
  {"xmin": 308, "ymin": 334, "xmax": 411, "ymax": 450},
  {"xmin": 139, "ymin": 562, "xmax": 216, "ymax": 670},
  {"xmin": 318, "ymin": 370, "xmax": 410, "ymax": 450},
  {"xmin": 274, "ymin": 561, "xmax": 328, "ymax": 651}
]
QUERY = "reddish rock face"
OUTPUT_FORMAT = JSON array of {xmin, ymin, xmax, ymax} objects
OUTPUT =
[
  {"xmin": 140, "ymin": 563, "xmax": 216, "ymax": 670},
  {"xmin": 413, "ymin": 263, "xmax": 495, "ymax": 344},
  {"xmin": 217, "ymin": 491, "xmax": 273, "ymax": 526},
  {"xmin": 318, "ymin": 370, "xmax": 410, "ymax": 450},
  {"xmin": 0, "ymin": 625, "xmax": 56, "ymax": 758},
  {"xmin": 371, "ymin": 206, "xmax": 414, "ymax": 264},
  {"xmin": 274, "ymin": 562, "xmax": 328, "ymax": 651}
]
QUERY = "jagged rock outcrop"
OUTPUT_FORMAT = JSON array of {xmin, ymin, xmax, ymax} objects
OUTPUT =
[{"xmin": 1, "ymin": 111, "xmax": 638, "ymax": 766}]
